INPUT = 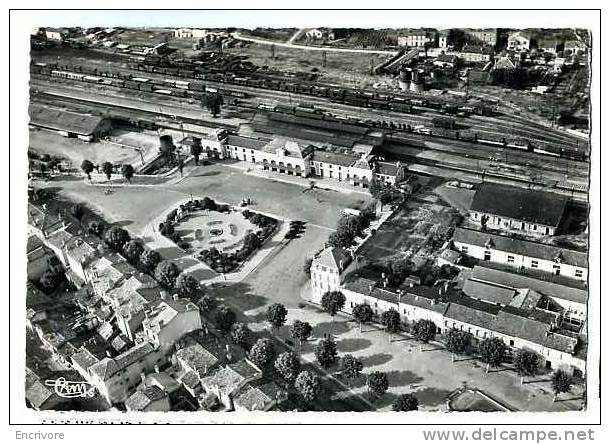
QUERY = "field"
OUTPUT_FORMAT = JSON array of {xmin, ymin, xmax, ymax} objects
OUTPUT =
[{"xmin": 230, "ymin": 42, "xmax": 396, "ymax": 89}]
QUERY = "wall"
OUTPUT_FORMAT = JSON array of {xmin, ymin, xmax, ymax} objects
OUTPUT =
[{"xmin": 470, "ymin": 211, "xmax": 556, "ymax": 236}]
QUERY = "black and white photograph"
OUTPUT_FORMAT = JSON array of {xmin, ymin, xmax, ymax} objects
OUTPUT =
[{"xmin": 7, "ymin": 5, "xmax": 603, "ymax": 436}]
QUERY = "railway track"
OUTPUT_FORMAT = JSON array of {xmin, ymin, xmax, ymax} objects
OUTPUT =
[
  {"xmin": 30, "ymin": 86, "xmax": 589, "ymax": 201},
  {"xmin": 31, "ymin": 60, "xmax": 586, "ymax": 152}
]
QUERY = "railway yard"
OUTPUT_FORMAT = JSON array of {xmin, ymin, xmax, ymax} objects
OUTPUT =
[{"xmin": 24, "ymin": 26, "xmax": 592, "ymax": 415}]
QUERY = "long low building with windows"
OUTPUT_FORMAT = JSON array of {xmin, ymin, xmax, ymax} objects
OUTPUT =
[
  {"xmin": 203, "ymin": 131, "xmax": 407, "ymax": 187},
  {"xmin": 452, "ymin": 227, "xmax": 588, "ymax": 281},
  {"xmin": 308, "ymin": 246, "xmax": 586, "ymax": 376}
]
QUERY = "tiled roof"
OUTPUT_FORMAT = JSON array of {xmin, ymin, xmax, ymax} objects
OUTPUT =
[
  {"xmin": 312, "ymin": 150, "xmax": 358, "ymax": 167},
  {"xmin": 470, "ymin": 266, "xmax": 588, "ymax": 305},
  {"xmin": 176, "ymin": 341, "xmax": 219, "ymax": 376},
  {"xmin": 90, "ymin": 341, "xmax": 155, "ymax": 381},
  {"xmin": 201, "ymin": 359, "xmax": 261, "ymax": 397},
  {"xmin": 261, "ymin": 138, "xmax": 313, "ymax": 159},
  {"xmin": 375, "ymin": 161, "xmax": 401, "ymax": 177},
  {"xmin": 444, "ymin": 297, "xmax": 499, "ymax": 330},
  {"xmin": 71, "ymin": 346, "xmax": 101, "ymax": 372},
  {"xmin": 143, "ymin": 298, "xmax": 199, "ymax": 334},
  {"xmin": 233, "ymin": 382, "xmax": 282, "ymax": 411},
  {"xmin": 225, "ymin": 134, "xmax": 269, "ymax": 151},
  {"xmin": 470, "ymin": 183, "xmax": 567, "ymax": 227},
  {"xmin": 125, "ymin": 386, "xmax": 166, "ymax": 411},
  {"xmin": 453, "ymin": 227, "xmax": 588, "ymax": 268},
  {"xmin": 29, "ymin": 104, "xmax": 107, "ymax": 136},
  {"xmin": 314, "ymin": 247, "xmax": 351, "ymax": 271},
  {"xmin": 462, "ymin": 279, "xmax": 516, "ymax": 306}
]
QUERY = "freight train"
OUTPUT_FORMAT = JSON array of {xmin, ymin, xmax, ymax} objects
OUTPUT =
[{"xmin": 31, "ymin": 61, "xmax": 587, "ymax": 161}]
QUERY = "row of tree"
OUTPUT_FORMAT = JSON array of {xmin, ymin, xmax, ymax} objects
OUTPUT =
[{"xmin": 80, "ymin": 159, "xmax": 135, "ymax": 183}]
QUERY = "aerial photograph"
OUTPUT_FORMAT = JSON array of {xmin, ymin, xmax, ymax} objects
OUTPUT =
[{"xmin": 24, "ymin": 21, "xmax": 591, "ymax": 416}]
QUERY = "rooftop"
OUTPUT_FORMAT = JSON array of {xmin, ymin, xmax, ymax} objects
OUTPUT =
[
  {"xmin": 470, "ymin": 265, "xmax": 588, "ymax": 306},
  {"xmin": 125, "ymin": 386, "xmax": 167, "ymax": 411},
  {"xmin": 313, "ymin": 247, "xmax": 351, "ymax": 272},
  {"xmin": 29, "ymin": 104, "xmax": 107, "ymax": 136},
  {"xmin": 470, "ymin": 183, "xmax": 568, "ymax": 228},
  {"xmin": 312, "ymin": 150, "xmax": 359, "ymax": 167},
  {"xmin": 225, "ymin": 134, "xmax": 270, "ymax": 151},
  {"xmin": 89, "ymin": 341, "xmax": 155, "ymax": 381},
  {"xmin": 453, "ymin": 227, "xmax": 588, "ymax": 268},
  {"xmin": 175, "ymin": 341, "xmax": 220, "ymax": 376}
]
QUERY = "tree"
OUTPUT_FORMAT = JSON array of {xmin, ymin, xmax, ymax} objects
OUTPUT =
[
  {"xmin": 215, "ymin": 305, "xmax": 236, "ymax": 333},
  {"xmin": 411, "ymin": 319, "xmax": 438, "ymax": 351},
  {"xmin": 197, "ymin": 294, "xmax": 217, "ymax": 314},
  {"xmin": 392, "ymin": 393, "xmax": 419, "ymax": 411},
  {"xmin": 303, "ymin": 257, "xmax": 313, "ymax": 278},
  {"xmin": 102, "ymin": 161, "xmax": 113, "ymax": 181},
  {"xmin": 294, "ymin": 370, "xmax": 321, "ymax": 404},
  {"xmin": 320, "ymin": 290, "xmax": 346, "ymax": 334},
  {"xmin": 352, "ymin": 303, "xmax": 374, "ymax": 332},
  {"xmin": 122, "ymin": 239, "xmax": 143, "ymax": 264},
  {"xmin": 154, "ymin": 260, "xmax": 180, "ymax": 289},
  {"xmin": 87, "ymin": 220, "xmax": 105, "ymax": 237},
  {"xmin": 266, "ymin": 303, "xmax": 288, "ymax": 332},
  {"xmin": 380, "ymin": 309, "xmax": 401, "ymax": 342},
  {"xmin": 339, "ymin": 354, "xmax": 363, "ymax": 386},
  {"xmin": 551, "ymin": 369, "xmax": 572, "ymax": 402},
  {"xmin": 514, "ymin": 348, "xmax": 541, "ymax": 384},
  {"xmin": 290, "ymin": 320, "xmax": 313, "ymax": 354},
  {"xmin": 121, "ymin": 164, "xmax": 135, "ymax": 183},
  {"xmin": 175, "ymin": 273, "xmax": 199, "ymax": 297},
  {"xmin": 444, "ymin": 328, "xmax": 472, "ymax": 362},
  {"xmin": 248, "ymin": 338, "xmax": 275, "ymax": 369},
  {"xmin": 274, "ymin": 352, "xmax": 301, "ymax": 382},
  {"xmin": 314, "ymin": 336, "xmax": 338, "ymax": 369},
  {"xmin": 70, "ymin": 203, "xmax": 85, "ymax": 226},
  {"xmin": 39, "ymin": 268, "xmax": 64, "ymax": 293},
  {"xmin": 367, "ymin": 371, "xmax": 389, "ymax": 398},
  {"xmin": 203, "ymin": 92, "xmax": 223, "ymax": 117},
  {"xmin": 140, "ymin": 249, "xmax": 161, "ymax": 272},
  {"xmin": 230, "ymin": 322, "xmax": 252, "ymax": 350},
  {"xmin": 104, "ymin": 226, "xmax": 130, "ymax": 251},
  {"xmin": 190, "ymin": 143, "xmax": 203, "ymax": 166},
  {"xmin": 81, "ymin": 160, "xmax": 94, "ymax": 180},
  {"xmin": 478, "ymin": 337, "xmax": 508, "ymax": 373},
  {"xmin": 243, "ymin": 232, "xmax": 261, "ymax": 251}
]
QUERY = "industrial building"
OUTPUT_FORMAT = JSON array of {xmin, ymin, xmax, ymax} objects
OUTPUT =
[{"xmin": 29, "ymin": 105, "xmax": 112, "ymax": 142}]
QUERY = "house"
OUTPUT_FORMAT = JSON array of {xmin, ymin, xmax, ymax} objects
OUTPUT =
[
  {"xmin": 142, "ymin": 297, "xmax": 202, "ymax": 352},
  {"xmin": 538, "ymin": 39, "xmax": 559, "ymax": 54},
  {"xmin": 27, "ymin": 235, "xmax": 52, "ymax": 281},
  {"xmin": 310, "ymin": 150, "xmax": 359, "ymax": 182},
  {"xmin": 507, "ymin": 31, "xmax": 531, "ymax": 52},
  {"xmin": 564, "ymin": 40, "xmax": 586, "ymax": 55},
  {"xmin": 29, "ymin": 104, "xmax": 112, "ymax": 142},
  {"xmin": 174, "ymin": 338, "xmax": 220, "ymax": 397},
  {"xmin": 468, "ymin": 183, "xmax": 568, "ymax": 236},
  {"xmin": 310, "ymin": 247, "xmax": 352, "ymax": 303},
  {"xmin": 463, "ymin": 28, "xmax": 497, "ymax": 47},
  {"xmin": 433, "ymin": 53, "xmax": 459, "ymax": 69},
  {"xmin": 374, "ymin": 161, "xmax": 406, "ymax": 186},
  {"xmin": 460, "ymin": 45, "xmax": 494, "ymax": 63},
  {"xmin": 224, "ymin": 134, "xmax": 269, "ymax": 161},
  {"xmin": 43, "ymin": 27, "xmax": 68, "ymax": 41},
  {"xmin": 233, "ymin": 381, "xmax": 287, "ymax": 412},
  {"xmin": 398, "ymin": 30, "xmax": 436, "ymax": 48},
  {"xmin": 174, "ymin": 28, "xmax": 211, "ymax": 39},
  {"xmin": 468, "ymin": 265, "xmax": 588, "ymax": 325},
  {"xmin": 438, "ymin": 30, "xmax": 450, "ymax": 48},
  {"xmin": 494, "ymin": 54, "xmax": 520, "ymax": 70},
  {"xmin": 125, "ymin": 386, "xmax": 170, "ymax": 412},
  {"xmin": 452, "ymin": 227, "xmax": 588, "ymax": 281},
  {"xmin": 200, "ymin": 359, "xmax": 263, "ymax": 410},
  {"xmin": 25, "ymin": 368, "xmax": 69, "ymax": 411},
  {"xmin": 306, "ymin": 28, "xmax": 335, "ymax": 41},
  {"xmin": 86, "ymin": 340, "xmax": 166, "ymax": 403}
]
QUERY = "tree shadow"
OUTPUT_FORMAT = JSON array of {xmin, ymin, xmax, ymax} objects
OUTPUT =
[
  {"xmin": 412, "ymin": 387, "xmax": 453, "ymax": 408},
  {"xmin": 213, "ymin": 282, "xmax": 269, "ymax": 313},
  {"xmin": 313, "ymin": 320, "xmax": 351, "ymax": 337},
  {"xmin": 360, "ymin": 353, "xmax": 394, "ymax": 368},
  {"xmin": 111, "ymin": 219, "xmax": 134, "ymax": 227},
  {"xmin": 336, "ymin": 337, "xmax": 372, "ymax": 353},
  {"xmin": 192, "ymin": 171, "xmax": 221, "ymax": 177},
  {"xmin": 386, "ymin": 369, "xmax": 424, "ymax": 388}
]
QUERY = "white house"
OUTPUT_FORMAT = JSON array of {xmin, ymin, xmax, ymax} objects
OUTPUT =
[
  {"xmin": 507, "ymin": 31, "xmax": 531, "ymax": 52},
  {"xmin": 309, "ymin": 247, "xmax": 352, "ymax": 304}
]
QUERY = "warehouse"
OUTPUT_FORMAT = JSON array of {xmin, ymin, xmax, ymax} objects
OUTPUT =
[{"xmin": 29, "ymin": 105, "xmax": 112, "ymax": 142}]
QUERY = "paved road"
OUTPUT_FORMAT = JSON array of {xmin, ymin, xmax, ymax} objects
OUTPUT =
[{"xmin": 232, "ymin": 31, "xmax": 398, "ymax": 55}]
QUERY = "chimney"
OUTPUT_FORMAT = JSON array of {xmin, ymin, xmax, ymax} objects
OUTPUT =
[
  {"xmin": 154, "ymin": 365, "xmax": 160, "ymax": 373},
  {"xmin": 368, "ymin": 285, "xmax": 373, "ymax": 293},
  {"xmin": 105, "ymin": 349, "xmax": 112, "ymax": 358},
  {"xmin": 172, "ymin": 293, "xmax": 179, "ymax": 302},
  {"xmin": 141, "ymin": 372, "xmax": 147, "ymax": 386}
]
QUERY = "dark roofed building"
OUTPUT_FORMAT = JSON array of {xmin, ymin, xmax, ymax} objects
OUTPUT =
[
  {"xmin": 452, "ymin": 227, "xmax": 588, "ymax": 281},
  {"xmin": 469, "ymin": 183, "xmax": 568, "ymax": 235},
  {"xmin": 29, "ymin": 104, "xmax": 112, "ymax": 142}
]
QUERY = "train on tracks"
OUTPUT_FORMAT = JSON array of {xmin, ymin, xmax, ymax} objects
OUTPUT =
[{"xmin": 30, "ymin": 61, "xmax": 588, "ymax": 161}]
